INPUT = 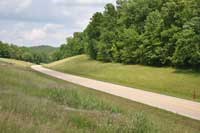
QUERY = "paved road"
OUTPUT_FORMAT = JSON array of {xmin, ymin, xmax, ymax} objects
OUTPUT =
[{"xmin": 32, "ymin": 65, "xmax": 200, "ymax": 121}]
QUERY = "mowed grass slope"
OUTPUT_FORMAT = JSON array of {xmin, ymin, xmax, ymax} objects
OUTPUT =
[
  {"xmin": 0, "ymin": 59, "xmax": 200, "ymax": 133},
  {"xmin": 0, "ymin": 58, "xmax": 32, "ymax": 67},
  {"xmin": 46, "ymin": 55, "xmax": 200, "ymax": 102}
]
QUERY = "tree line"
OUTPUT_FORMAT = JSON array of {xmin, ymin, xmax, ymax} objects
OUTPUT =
[
  {"xmin": 56, "ymin": 0, "xmax": 200, "ymax": 69},
  {"xmin": 0, "ymin": 41, "xmax": 55, "ymax": 64}
]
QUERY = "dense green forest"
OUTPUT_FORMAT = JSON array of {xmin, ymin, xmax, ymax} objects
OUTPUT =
[
  {"xmin": 0, "ymin": 0, "xmax": 199, "ymax": 68},
  {"xmin": 55, "ymin": 0, "xmax": 200, "ymax": 69},
  {"xmin": 0, "ymin": 41, "xmax": 56, "ymax": 64}
]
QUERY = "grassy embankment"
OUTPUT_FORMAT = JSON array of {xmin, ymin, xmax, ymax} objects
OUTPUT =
[
  {"xmin": 46, "ymin": 55, "xmax": 200, "ymax": 102},
  {"xmin": 0, "ymin": 58, "xmax": 200, "ymax": 133}
]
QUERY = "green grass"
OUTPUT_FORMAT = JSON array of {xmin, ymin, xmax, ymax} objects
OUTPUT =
[
  {"xmin": 0, "ymin": 59, "xmax": 200, "ymax": 133},
  {"xmin": 0, "ymin": 58, "xmax": 33, "ymax": 67},
  {"xmin": 46, "ymin": 55, "xmax": 200, "ymax": 102}
]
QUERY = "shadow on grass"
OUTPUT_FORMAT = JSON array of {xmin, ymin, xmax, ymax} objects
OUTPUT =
[{"xmin": 173, "ymin": 68, "xmax": 200, "ymax": 76}]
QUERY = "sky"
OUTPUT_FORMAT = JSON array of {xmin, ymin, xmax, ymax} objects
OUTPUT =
[{"xmin": 0, "ymin": 0, "xmax": 116, "ymax": 47}]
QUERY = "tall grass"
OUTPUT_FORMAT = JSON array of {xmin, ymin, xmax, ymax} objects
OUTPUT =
[
  {"xmin": 47, "ymin": 88, "xmax": 121, "ymax": 113},
  {"xmin": 96, "ymin": 113, "xmax": 158, "ymax": 133},
  {"xmin": 0, "ymin": 59, "xmax": 200, "ymax": 133}
]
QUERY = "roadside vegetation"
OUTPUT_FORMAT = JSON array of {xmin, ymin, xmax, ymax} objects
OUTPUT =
[
  {"xmin": 0, "ymin": 58, "xmax": 32, "ymax": 67},
  {"xmin": 46, "ymin": 55, "xmax": 200, "ymax": 102},
  {"xmin": 1, "ymin": 59, "xmax": 200, "ymax": 133}
]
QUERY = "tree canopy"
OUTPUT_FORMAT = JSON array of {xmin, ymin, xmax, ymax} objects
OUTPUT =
[
  {"xmin": 0, "ymin": 41, "xmax": 56, "ymax": 64},
  {"xmin": 55, "ymin": 0, "xmax": 200, "ymax": 69},
  {"xmin": 1, "ymin": 0, "xmax": 199, "ymax": 68}
]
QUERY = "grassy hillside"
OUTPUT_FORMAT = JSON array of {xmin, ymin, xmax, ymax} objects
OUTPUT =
[
  {"xmin": 29, "ymin": 45, "xmax": 58, "ymax": 54},
  {"xmin": 0, "ymin": 59, "xmax": 200, "ymax": 132},
  {"xmin": 0, "ymin": 58, "xmax": 32, "ymax": 67},
  {"xmin": 46, "ymin": 55, "xmax": 200, "ymax": 102}
]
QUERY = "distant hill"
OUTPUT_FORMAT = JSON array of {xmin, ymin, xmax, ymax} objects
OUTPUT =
[
  {"xmin": 29, "ymin": 45, "xmax": 58, "ymax": 55},
  {"xmin": 0, "ymin": 41, "xmax": 58, "ymax": 64}
]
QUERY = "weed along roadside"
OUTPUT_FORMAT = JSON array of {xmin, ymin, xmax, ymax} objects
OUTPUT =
[
  {"xmin": 0, "ymin": 60, "xmax": 199, "ymax": 132},
  {"xmin": 32, "ymin": 65, "xmax": 200, "ymax": 121}
]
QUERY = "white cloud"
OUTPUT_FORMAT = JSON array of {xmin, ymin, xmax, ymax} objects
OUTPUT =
[
  {"xmin": 62, "ymin": 10, "xmax": 71, "ymax": 16},
  {"xmin": 52, "ymin": 0, "xmax": 116, "ymax": 6},
  {"xmin": 16, "ymin": 0, "xmax": 32, "ymax": 11},
  {"xmin": 23, "ymin": 29, "xmax": 47, "ymax": 41},
  {"xmin": 0, "ymin": 22, "xmax": 68, "ymax": 46},
  {"xmin": 0, "ymin": 0, "xmax": 116, "ymax": 46},
  {"xmin": 0, "ymin": 0, "xmax": 32, "ymax": 12},
  {"xmin": 76, "ymin": 0, "xmax": 115, "ymax": 4},
  {"xmin": 76, "ymin": 19, "xmax": 90, "ymax": 30},
  {"xmin": 51, "ymin": 0, "xmax": 64, "ymax": 4},
  {"xmin": 0, "ymin": 30, "xmax": 7, "ymax": 35},
  {"xmin": 44, "ymin": 24, "xmax": 65, "ymax": 32},
  {"xmin": 23, "ymin": 23, "xmax": 65, "ymax": 41}
]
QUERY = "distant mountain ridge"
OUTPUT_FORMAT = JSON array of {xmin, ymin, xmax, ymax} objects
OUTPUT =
[
  {"xmin": 29, "ymin": 45, "xmax": 58, "ymax": 54},
  {"xmin": 0, "ymin": 41, "xmax": 58, "ymax": 64}
]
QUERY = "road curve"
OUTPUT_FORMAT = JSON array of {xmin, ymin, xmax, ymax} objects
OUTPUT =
[{"xmin": 31, "ymin": 65, "xmax": 200, "ymax": 121}]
